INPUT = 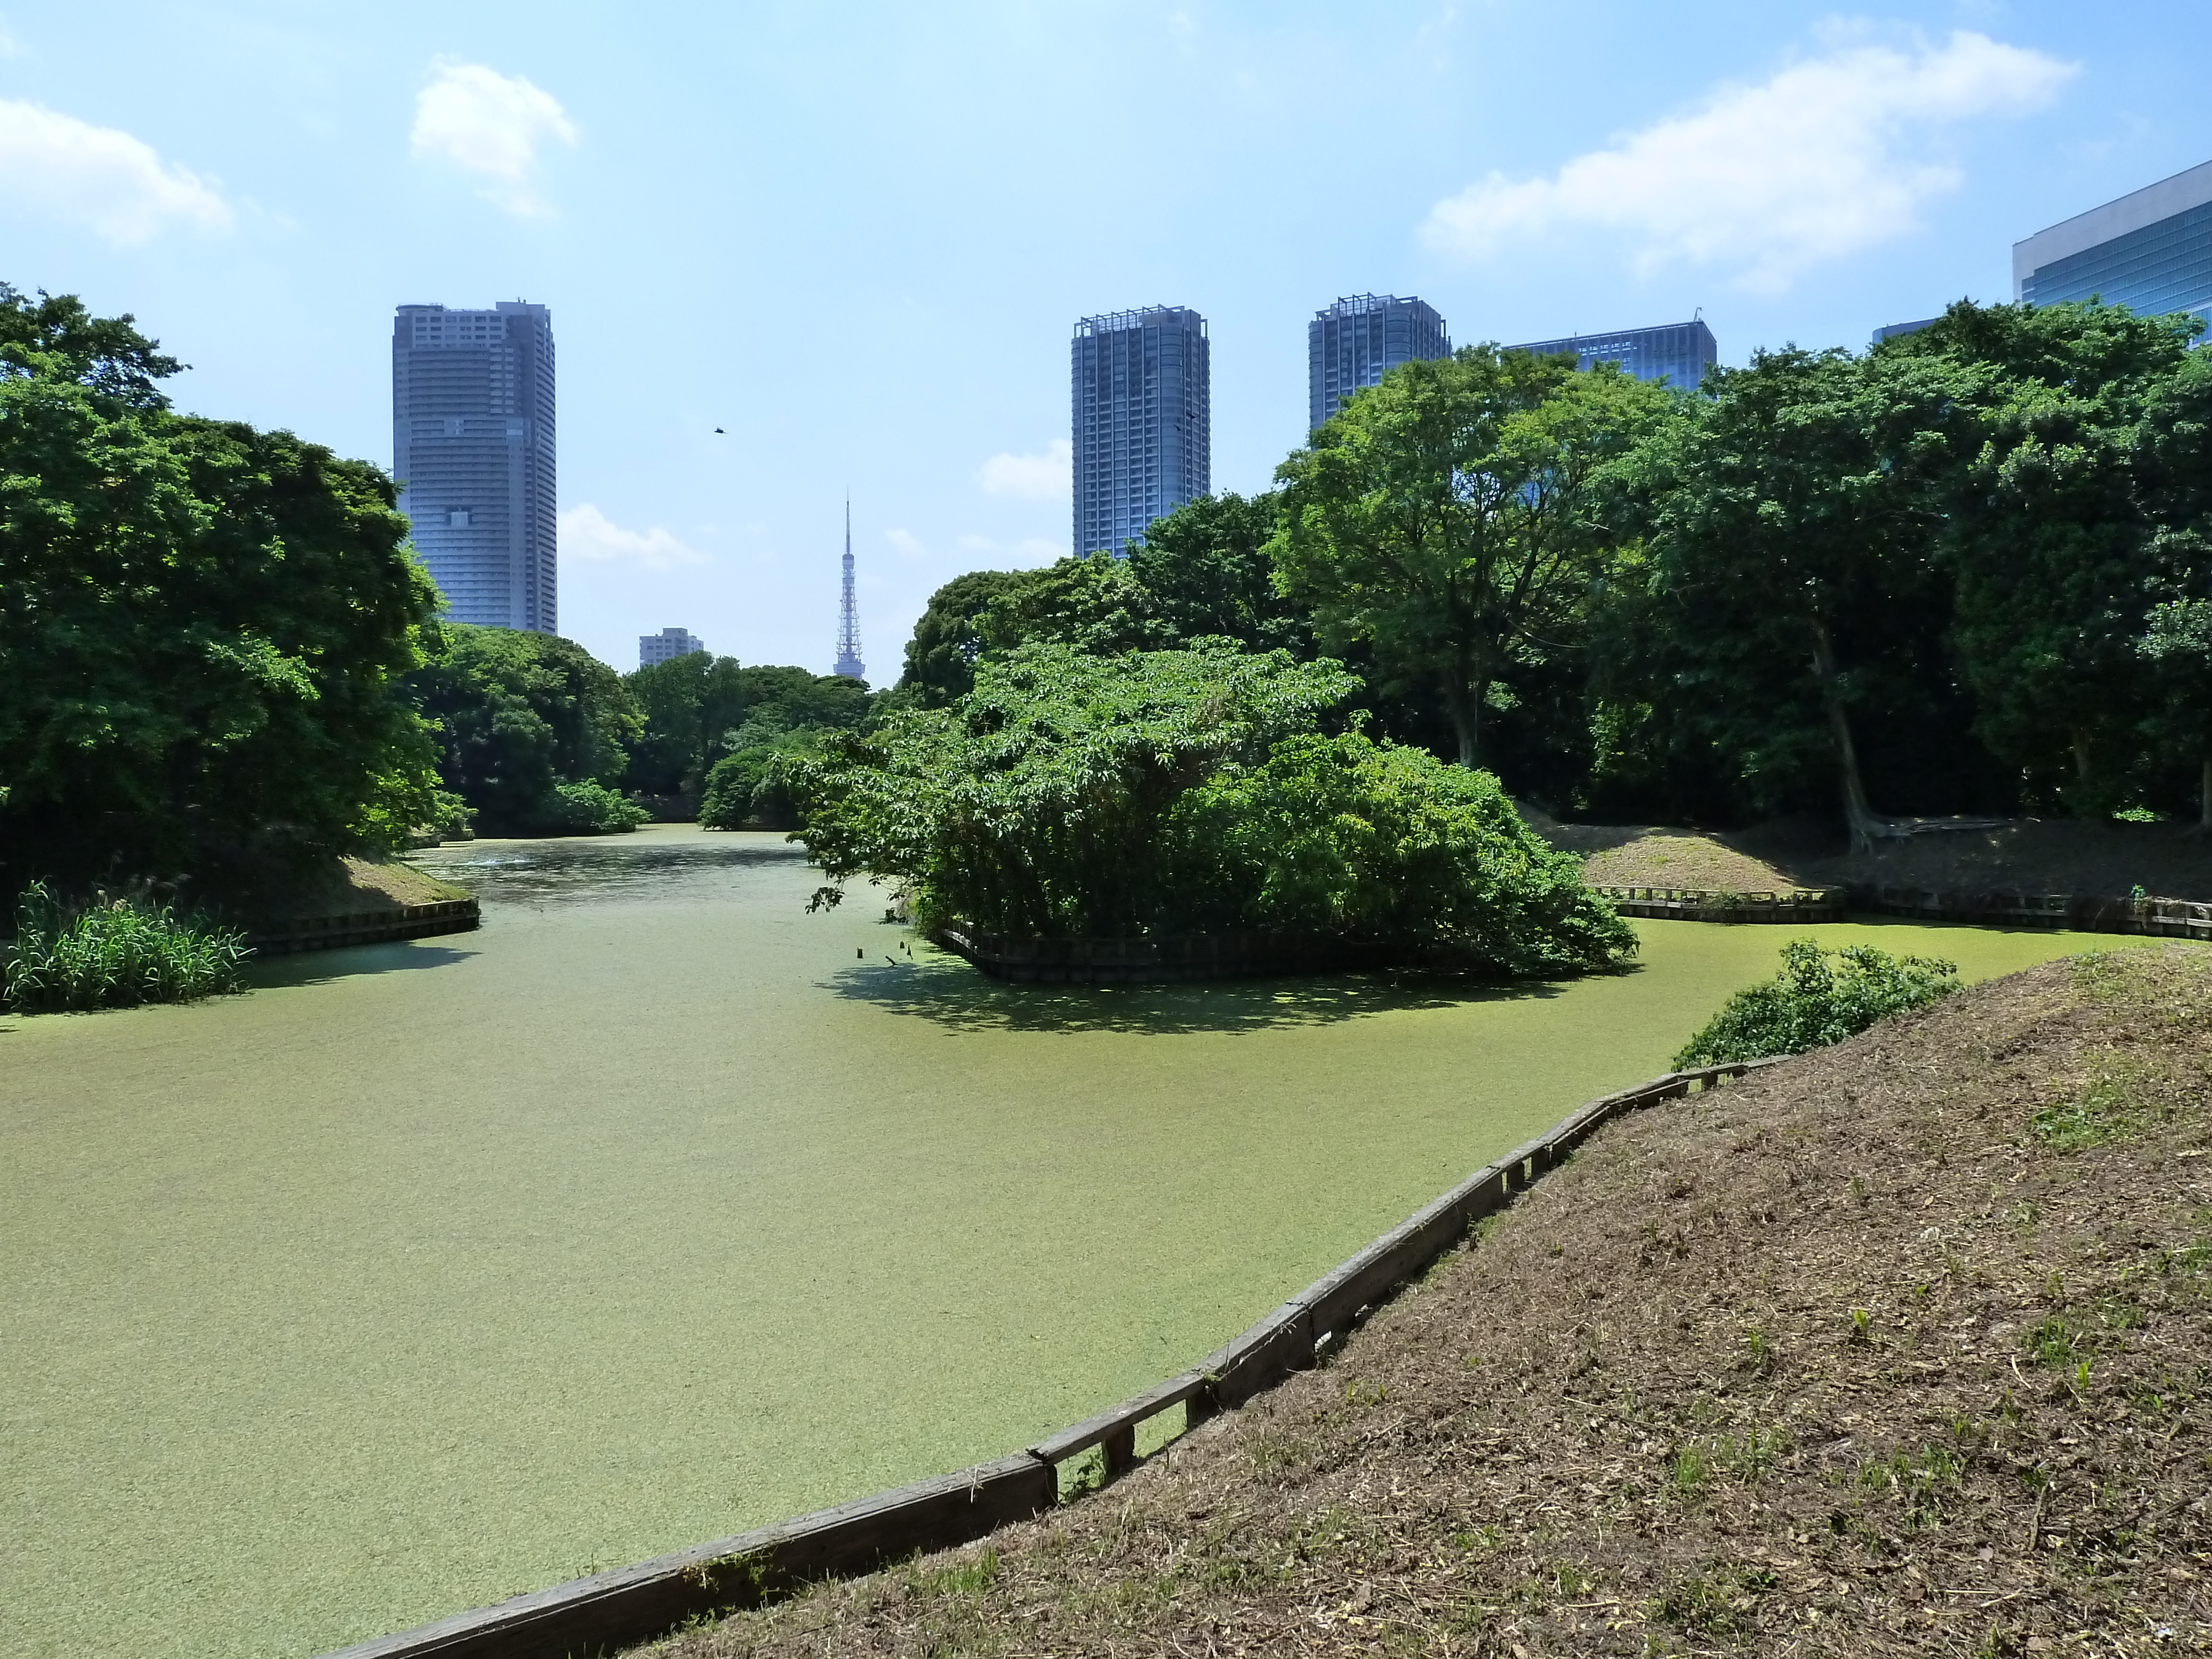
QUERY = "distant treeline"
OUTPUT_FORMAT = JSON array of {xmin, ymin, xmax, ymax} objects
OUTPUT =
[
  {"xmin": 7, "ymin": 282, "xmax": 2208, "ymax": 910},
  {"xmin": 902, "ymin": 300, "xmax": 2212, "ymax": 840}
]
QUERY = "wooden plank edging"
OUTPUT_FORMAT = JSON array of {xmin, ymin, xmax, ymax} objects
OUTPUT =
[{"xmin": 319, "ymin": 1057, "xmax": 1783, "ymax": 1659}]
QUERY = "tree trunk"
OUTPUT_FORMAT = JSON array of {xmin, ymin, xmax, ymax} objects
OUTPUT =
[
  {"xmin": 1442, "ymin": 675, "xmax": 1480, "ymax": 769},
  {"xmin": 1809, "ymin": 621, "xmax": 1881, "ymax": 855},
  {"xmin": 2201, "ymin": 755, "xmax": 2210, "ymax": 834}
]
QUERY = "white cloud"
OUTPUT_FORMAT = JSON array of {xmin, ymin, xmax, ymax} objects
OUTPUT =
[
  {"xmin": 559, "ymin": 504, "xmax": 708, "ymax": 572},
  {"xmin": 956, "ymin": 534, "xmax": 1067, "ymax": 567},
  {"xmin": 978, "ymin": 439, "xmax": 1072, "ymax": 501},
  {"xmin": 0, "ymin": 100, "xmax": 231, "ymax": 245},
  {"xmin": 885, "ymin": 528, "xmax": 928, "ymax": 559},
  {"xmin": 410, "ymin": 59, "xmax": 577, "ymax": 216},
  {"xmin": 1422, "ymin": 30, "xmax": 2074, "ymax": 293}
]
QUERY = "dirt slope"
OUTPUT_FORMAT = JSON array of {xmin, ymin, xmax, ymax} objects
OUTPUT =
[{"xmin": 650, "ymin": 947, "xmax": 2212, "ymax": 1657}]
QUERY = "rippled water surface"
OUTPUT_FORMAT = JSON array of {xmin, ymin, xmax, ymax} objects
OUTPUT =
[{"xmin": 2, "ymin": 826, "xmax": 2167, "ymax": 1659}]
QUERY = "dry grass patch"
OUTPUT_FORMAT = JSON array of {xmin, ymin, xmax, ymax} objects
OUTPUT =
[{"xmin": 646, "ymin": 946, "xmax": 2212, "ymax": 1658}]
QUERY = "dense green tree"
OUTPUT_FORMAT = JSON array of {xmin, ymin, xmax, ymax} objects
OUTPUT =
[
  {"xmin": 1272, "ymin": 348, "xmax": 1667, "ymax": 770},
  {"xmin": 900, "ymin": 568, "xmax": 1030, "ymax": 705},
  {"xmin": 1900, "ymin": 301, "xmax": 2201, "ymax": 811},
  {"xmin": 622, "ymin": 651, "xmax": 749, "ymax": 795},
  {"xmin": 1601, "ymin": 346, "xmax": 1980, "ymax": 843},
  {"xmin": 799, "ymin": 641, "xmax": 1359, "ymax": 936},
  {"xmin": 405, "ymin": 625, "xmax": 643, "ymax": 834},
  {"xmin": 797, "ymin": 640, "xmax": 1629, "ymax": 972},
  {"xmin": 975, "ymin": 553, "xmax": 1173, "ymax": 656},
  {"xmin": 1, "ymin": 285, "xmax": 448, "ymax": 891},
  {"xmin": 1129, "ymin": 491, "xmax": 1309, "ymax": 654}
]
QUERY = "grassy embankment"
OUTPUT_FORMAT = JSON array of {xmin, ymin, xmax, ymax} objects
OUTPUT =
[{"xmin": 649, "ymin": 945, "xmax": 2212, "ymax": 1657}]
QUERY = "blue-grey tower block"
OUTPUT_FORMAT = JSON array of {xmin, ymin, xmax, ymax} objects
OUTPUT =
[
  {"xmin": 2014, "ymin": 159, "xmax": 2212, "ymax": 334},
  {"xmin": 392, "ymin": 301, "xmax": 558, "ymax": 633},
  {"xmin": 1505, "ymin": 319, "xmax": 1718, "ymax": 390},
  {"xmin": 1308, "ymin": 294, "xmax": 1451, "ymax": 432},
  {"xmin": 1072, "ymin": 306, "xmax": 1209, "ymax": 559}
]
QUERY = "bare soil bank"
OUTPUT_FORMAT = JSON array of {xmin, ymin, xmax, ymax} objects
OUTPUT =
[
  {"xmin": 1533, "ymin": 808, "xmax": 2212, "ymax": 904},
  {"xmin": 649, "ymin": 946, "xmax": 2212, "ymax": 1656}
]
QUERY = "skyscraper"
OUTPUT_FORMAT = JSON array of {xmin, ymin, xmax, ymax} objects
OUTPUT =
[
  {"xmin": 1071, "ymin": 306, "xmax": 1209, "ymax": 559},
  {"xmin": 2013, "ymin": 159, "xmax": 2212, "ymax": 332},
  {"xmin": 1504, "ymin": 319, "xmax": 1718, "ymax": 389},
  {"xmin": 392, "ymin": 301, "xmax": 557, "ymax": 633},
  {"xmin": 1308, "ymin": 294, "xmax": 1451, "ymax": 431}
]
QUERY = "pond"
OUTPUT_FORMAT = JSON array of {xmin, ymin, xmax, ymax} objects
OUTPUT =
[{"xmin": 0, "ymin": 826, "xmax": 2161, "ymax": 1658}]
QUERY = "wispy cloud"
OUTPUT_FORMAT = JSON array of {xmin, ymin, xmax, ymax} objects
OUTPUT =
[
  {"xmin": 885, "ymin": 528, "xmax": 928, "ymax": 559},
  {"xmin": 1422, "ymin": 29, "xmax": 2075, "ymax": 292},
  {"xmin": 410, "ymin": 59, "xmax": 577, "ymax": 217},
  {"xmin": 977, "ymin": 439, "xmax": 1072, "ymax": 501},
  {"xmin": 559, "ymin": 505, "xmax": 708, "ymax": 571},
  {"xmin": 0, "ymin": 100, "xmax": 231, "ymax": 245}
]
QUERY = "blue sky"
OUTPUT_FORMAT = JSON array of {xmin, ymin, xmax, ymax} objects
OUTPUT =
[{"xmin": 3, "ymin": 2, "xmax": 2204, "ymax": 676}]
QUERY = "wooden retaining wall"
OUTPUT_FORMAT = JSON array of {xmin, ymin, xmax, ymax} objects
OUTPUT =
[
  {"xmin": 320, "ymin": 1057, "xmax": 1779, "ymax": 1659},
  {"xmin": 1851, "ymin": 885, "xmax": 2212, "ymax": 940},
  {"xmin": 1590, "ymin": 885, "xmax": 1845, "ymax": 923},
  {"xmin": 249, "ymin": 898, "xmax": 479, "ymax": 956}
]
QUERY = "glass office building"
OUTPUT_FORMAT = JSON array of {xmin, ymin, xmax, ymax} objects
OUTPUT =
[
  {"xmin": 2014, "ymin": 159, "xmax": 2212, "ymax": 333},
  {"xmin": 1504, "ymin": 319, "xmax": 1718, "ymax": 389},
  {"xmin": 392, "ymin": 301, "xmax": 558, "ymax": 633},
  {"xmin": 1071, "ymin": 306, "xmax": 1209, "ymax": 559},
  {"xmin": 1308, "ymin": 294, "xmax": 1451, "ymax": 431}
]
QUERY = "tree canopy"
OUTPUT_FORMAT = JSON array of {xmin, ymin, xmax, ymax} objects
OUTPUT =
[{"xmin": 1, "ymin": 287, "xmax": 447, "ymax": 891}]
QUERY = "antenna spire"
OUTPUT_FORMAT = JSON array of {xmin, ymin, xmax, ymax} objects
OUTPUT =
[{"xmin": 833, "ymin": 497, "xmax": 865, "ymax": 680}]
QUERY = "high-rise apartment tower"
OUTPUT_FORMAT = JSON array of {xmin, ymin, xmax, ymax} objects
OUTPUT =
[
  {"xmin": 2014, "ymin": 159, "xmax": 2212, "ymax": 332},
  {"xmin": 639, "ymin": 628, "xmax": 707, "ymax": 669},
  {"xmin": 392, "ymin": 301, "xmax": 557, "ymax": 632},
  {"xmin": 1071, "ymin": 306, "xmax": 1209, "ymax": 559},
  {"xmin": 1505, "ymin": 319, "xmax": 1718, "ymax": 390},
  {"xmin": 1308, "ymin": 294, "xmax": 1451, "ymax": 431}
]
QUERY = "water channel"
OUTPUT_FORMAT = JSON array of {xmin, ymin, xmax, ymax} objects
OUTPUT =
[{"xmin": 0, "ymin": 826, "xmax": 2159, "ymax": 1657}]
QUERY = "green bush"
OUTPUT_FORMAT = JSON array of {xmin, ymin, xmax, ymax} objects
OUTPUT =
[
  {"xmin": 1673, "ymin": 938, "xmax": 1959, "ymax": 1067},
  {"xmin": 797, "ymin": 641, "xmax": 1634, "ymax": 977},
  {"xmin": 4, "ymin": 883, "xmax": 250, "ymax": 1013},
  {"xmin": 541, "ymin": 781, "xmax": 648, "ymax": 835},
  {"xmin": 1167, "ymin": 729, "xmax": 1635, "ymax": 974}
]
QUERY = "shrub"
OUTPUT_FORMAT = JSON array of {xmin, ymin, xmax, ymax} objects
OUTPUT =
[
  {"xmin": 4, "ymin": 883, "xmax": 250, "ymax": 1013},
  {"xmin": 1673, "ymin": 938, "xmax": 1959, "ymax": 1067},
  {"xmin": 541, "ymin": 780, "xmax": 647, "ymax": 834},
  {"xmin": 797, "ymin": 641, "xmax": 1634, "ymax": 977}
]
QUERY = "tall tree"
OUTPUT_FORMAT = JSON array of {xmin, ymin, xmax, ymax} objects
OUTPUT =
[
  {"xmin": 1, "ymin": 286, "xmax": 446, "ymax": 890},
  {"xmin": 1270, "ymin": 347, "xmax": 1665, "ymax": 769},
  {"xmin": 1608, "ymin": 346, "xmax": 1977, "ymax": 847},
  {"xmin": 899, "ymin": 568, "xmax": 1030, "ymax": 706},
  {"xmin": 623, "ymin": 651, "xmax": 749, "ymax": 795},
  {"xmin": 1902, "ymin": 301, "xmax": 2201, "ymax": 811},
  {"xmin": 1128, "ymin": 491, "xmax": 1308, "ymax": 654}
]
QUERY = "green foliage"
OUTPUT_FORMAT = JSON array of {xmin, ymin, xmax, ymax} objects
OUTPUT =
[
  {"xmin": 700, "ymin": 727, "xmax": 828, "ymax": 830},
  {"xmin": 798, "ymin": 641, "xmax": 1632, "ymax": 974},
  {"xmin": 900, "ymin": 568, "xmax": 1031, "ymax": 706},
  {"xmin": 1272, "ymin": 347, "xmax": 1667, "ymax": 768},
  {"xmin": 1129, "ymin": 491, "xmax": 1308, "ymax": 654},
  {"xmin": 977, "ymin": 552, "xmax": 1175, "ymax": 656},
  {"xmin": 1674, "ymin": 938, "xmax": 1959, "ymax": 1067},
  {"xmin": 0, "ymin": 285, "xmax": 447, "ymax": 891},
  {"xmin": 404, "ymin": 624, "xmax": 642, "ymax": 835},
  {"xmin": 800, "ymin": 641, "xmax": 1362, "ymax": 936},
  {"xmin": 1167, "ymin": 730, "xmax": 1635, "ymax": 973},
  {"xmin": 4, "ymin": 881, "xmax": 249, "ymax": 1012},
  {"xmin": 541, "ymin": 780, "xmax": 648, "ymax": 834},
  {"xmin": 621, "ymin": 652, "xmax": 748, "ymax": 795}
]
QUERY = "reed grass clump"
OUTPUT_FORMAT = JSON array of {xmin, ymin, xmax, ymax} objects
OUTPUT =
[{"xmin": 3, "ymin": 883, "xmax": 251, "ymax": 1013}]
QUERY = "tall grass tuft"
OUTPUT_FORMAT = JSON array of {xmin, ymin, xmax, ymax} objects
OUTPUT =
[{"xmin": 4, "ymin": 883, "xmax": 252, "ymax": 1013}]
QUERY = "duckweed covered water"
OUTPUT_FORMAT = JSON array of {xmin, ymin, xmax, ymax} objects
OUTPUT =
[{"xmin": 0, "ymin": 827, "xmax": 2159, "ymax": 1657}]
